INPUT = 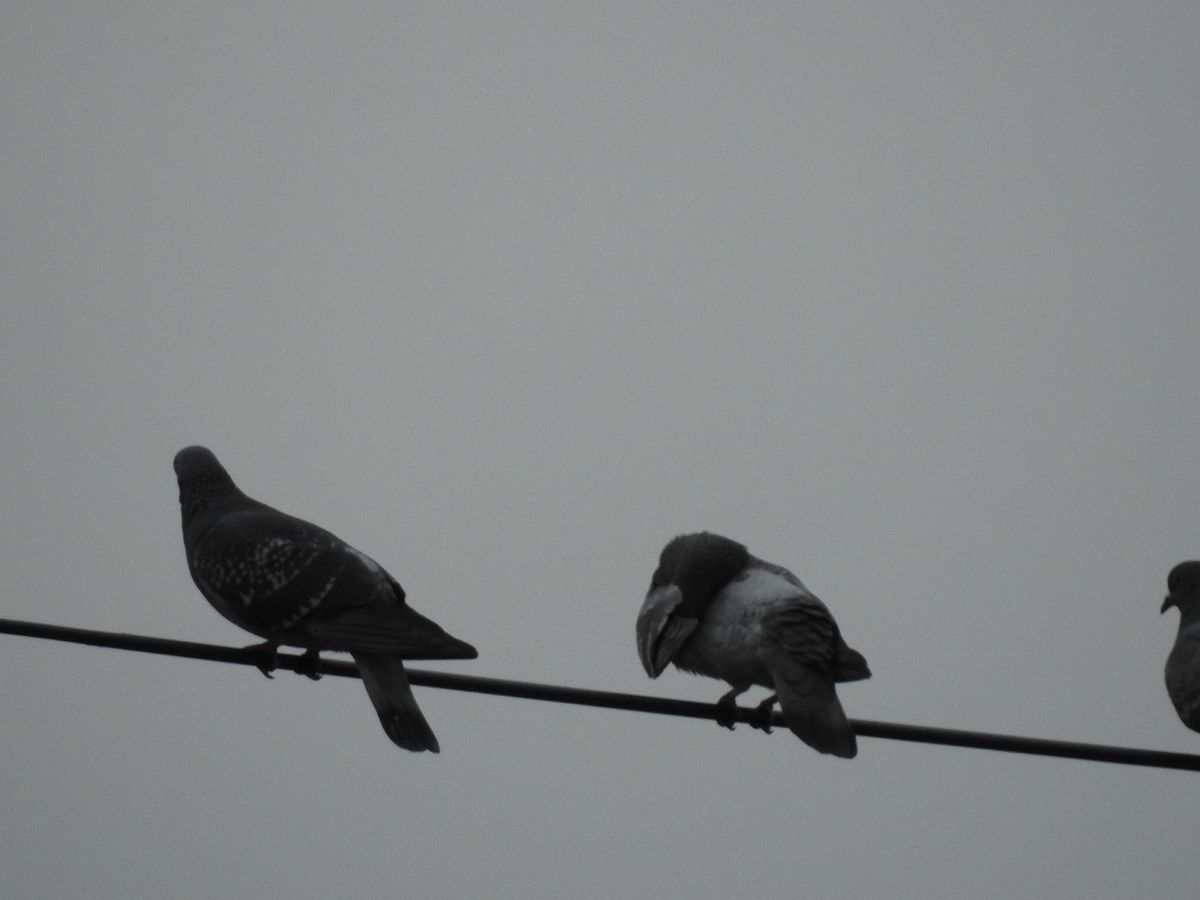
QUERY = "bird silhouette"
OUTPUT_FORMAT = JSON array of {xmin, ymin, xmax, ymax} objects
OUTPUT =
[
  {"xmin": 174, "ymin": 445, "xmax": 476, "ymax": 752},
  {"xmin": 637, "ymin": 532, "xmax": 869, "ymax": 757}
]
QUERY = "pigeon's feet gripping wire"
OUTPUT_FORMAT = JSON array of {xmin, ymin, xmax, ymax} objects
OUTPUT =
[
  {"xmin": 714, "ymin": 687, "xmax": 748, "ymax": 730},
  {"xmin": 750, "ymin": 694, "xmax": 778, "ymax": 734},
  {"xmin": 296, "ymin": 647, "xmax": 322, "ymax": 681},
  {"xmin": 244, "ymin": 641, "xmax": 280, "ymax": 679}
]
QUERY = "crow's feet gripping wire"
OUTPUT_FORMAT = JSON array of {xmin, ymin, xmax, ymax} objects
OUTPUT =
[
  {"xmin": 750, "ymin": 694, "xmax": 778, "ymax": 734},
  {"xmin": 714, "ymin": 686, "xmax": 748, "ymax": 730}
]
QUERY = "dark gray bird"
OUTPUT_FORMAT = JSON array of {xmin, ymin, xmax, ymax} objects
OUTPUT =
[
  {"xmin": 637, "ymin": 532, "xmax": 870, "ymax": 758},
  {"xmin": 174, "ymin": 445, "xmax": 477, "ymax": 752},
  {"xmin": 1161, "ymin": 560, "xmax": 1200, "ymax": 734}
]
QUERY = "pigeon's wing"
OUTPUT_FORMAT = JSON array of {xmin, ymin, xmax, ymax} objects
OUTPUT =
[
  {"xmin": 1166, "ymin": 628, "xmax": 1200, "ymax": 732},
  {"xmin": 192, "ymin": 509, "xmax": 478, "ymax": 659},
  {"xmin": 636, "ymin": 584, "xmax": 698, "ymax": 677},
  {"xmin": 305, "ymin": 590, "xmax": 478, "ymax": 659},
  {"xmin": 190, "ymin": 509, "xmax": 389, "ymax": 632}
]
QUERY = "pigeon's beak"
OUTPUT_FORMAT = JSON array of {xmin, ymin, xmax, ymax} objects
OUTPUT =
[{"xmin": 1162, "ymin": 594, "xmax": 1178, "ymax": 614}]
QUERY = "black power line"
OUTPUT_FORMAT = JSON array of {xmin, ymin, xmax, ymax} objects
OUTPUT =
[{"xmin": 0, "ymin": 615, "xmax": 1194, "ymax": 771}]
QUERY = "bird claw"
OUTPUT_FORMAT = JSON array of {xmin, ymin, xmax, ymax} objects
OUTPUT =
[
  {"xmin": 296, "ymin": 647, "xmax": 322, "ymax": 681},
  {"xmin": 244, "ymin": 641, "xmax": 279, "ymax": 678},
  {"xmin": 714, "ymin": 694, "xmax": 739, "ymax": 730},
  {"xmin": 750, "ymin": 695, "xmax": 778, "ymax": 734}
]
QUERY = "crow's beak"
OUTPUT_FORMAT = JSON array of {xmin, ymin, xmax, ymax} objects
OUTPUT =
[
  {"xmin": 1162, "ymin": 594, "xmax": 1177, "ymax": 614},
  {"xmin": 637, "ymin": 584, "xmax": 680, "ymax": 677}
]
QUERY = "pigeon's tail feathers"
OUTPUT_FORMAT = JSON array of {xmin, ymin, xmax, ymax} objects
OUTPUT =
[
  {"xmin": 771, "ymin": 659, "xmax": 858, "ymax": 758},
  {"xmin": 309, "ymin": 607, "xmax": 478, "ymax": 660},
  {"xmin": 352, "ymin": 652, "xmax": 440, "ymax": 753},
  {"xmin": 832, "ymin": 638, "xmax": 871, "ymax": 683}
]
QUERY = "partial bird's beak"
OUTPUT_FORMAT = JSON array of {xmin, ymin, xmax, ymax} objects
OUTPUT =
[
  {"xmin": 636, "ymin": 584, "xmax": 684, "ymax": 677},
  {"xmin": 1162, "ymin": 594, "xmax": 1178, "ymax": 614}
]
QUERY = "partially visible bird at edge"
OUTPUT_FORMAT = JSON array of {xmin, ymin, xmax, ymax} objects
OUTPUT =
[
  {"xmin": 1162, "ymin": 560, "xmax": 1200, "ymax": 734},
  {"xmin": 174, "ymin": 445, "xmax": 477, "ymax": 753},
  {"xmin": 637, "ymin": 531, "xmax": 870, "ymax": 758}
]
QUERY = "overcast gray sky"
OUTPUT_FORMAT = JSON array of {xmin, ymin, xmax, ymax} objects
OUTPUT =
[{"xmin": 3, "ymin": 3, "xmax": 1199, "ymax": 897}]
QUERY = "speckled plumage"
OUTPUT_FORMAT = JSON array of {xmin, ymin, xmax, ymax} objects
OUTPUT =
[
  {"xmin": 637, "ymin": 532, "xmax": 869, "ymax": 758},
  {"xmin": 174, "ymin": 445, "xmax": 477, "ymax": 752}
]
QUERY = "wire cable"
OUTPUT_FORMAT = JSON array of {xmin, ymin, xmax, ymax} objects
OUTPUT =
[{"xmin": 0, "ymin": 615, "xmax": 1194, "ymax": 771}]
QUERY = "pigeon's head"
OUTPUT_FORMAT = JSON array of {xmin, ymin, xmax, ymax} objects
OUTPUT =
[
  {"xmin": 174, "ymin": 446, "xmax": 240, "ymax": 523},
  {"xmin": 1163, "ymin": 561, "xmax": 1200, "ymax": 614}
]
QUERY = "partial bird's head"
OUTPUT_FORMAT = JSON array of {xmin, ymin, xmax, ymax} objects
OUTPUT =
[
  {"xmin": 649, "ymin": 532, "xmax": 750, "ymax": 603},
  {"xmin": 174, "ymin": 446, "xmax": 241, "ymax": 526},
  {"xmin": 1163, "ymin": 560, "xmax": 1200, "ymax": 615},
  {"xmin": 637, "ymin": 532, "xmax": 751, "ymax": 677}
]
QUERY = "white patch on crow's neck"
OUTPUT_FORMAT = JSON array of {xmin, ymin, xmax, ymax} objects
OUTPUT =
[{"xmin": 673, "ymin": 566, "xmax": 803, "ymax": 689}]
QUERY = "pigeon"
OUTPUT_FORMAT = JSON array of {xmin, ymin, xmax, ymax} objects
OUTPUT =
[
  {"xmin": 174, "ymin": 445, "xmax": 477, "ymax": 753},
  {"xmin": 637, "ymin": 532, "xmax": 870, "ymax": 758},
  {"xmin": 1161, "ymin": 560, "xmax": 1200, "ymax": 734}
]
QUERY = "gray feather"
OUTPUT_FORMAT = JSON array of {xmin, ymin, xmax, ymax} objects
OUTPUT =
[
  {"xmin": 354, "ymin": 652, "xmax": 439, "ymax": 753},
  {"xmin": 770, "ymin": 656, "xmax": 857, "ymax": 758}
]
